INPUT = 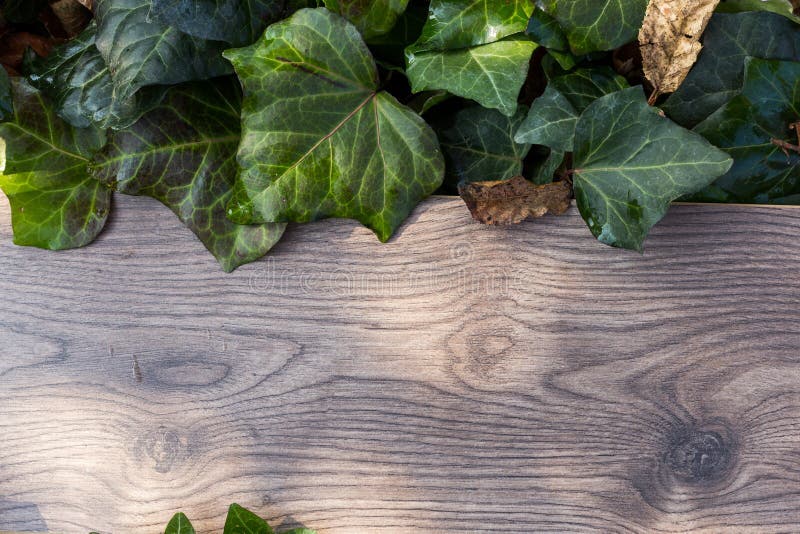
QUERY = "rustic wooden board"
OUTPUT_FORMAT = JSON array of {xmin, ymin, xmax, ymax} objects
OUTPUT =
[{"xmin": 2, "ymin": 193, "xmax": 800, "ymax": 534}]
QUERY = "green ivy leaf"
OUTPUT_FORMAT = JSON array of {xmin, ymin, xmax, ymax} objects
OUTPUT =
[
  {"xmin": 148, "ymin": 0, "xmax": 297, "ymax": 47},
  {"xmin": 537, "ymin": 0, "xmax": 648, "ymax": 55},
  {"xmin": 0, "ymin": 69, "xmax": 11, "ymax": 122},
  {"xmin": 572, "ymin": 87, "xmax": 733, "ymax": 250},
  {"xmin": 367, "ymin": 2, "xmax": 427, "ymax": 65},
  {"xmin": 0, "ymin": 80, "xmax": 111, "ymax": 250},
  {"xmin": 527, "ymin": 146, "xmax": 565, "ymax": 185},
  {"xmin": 94, "ymin": 0, "xmax": 232, "ymax": 107},
  {"xmin": 663, "ymin": 12, "xmax": 800, "ymax": 128},
  {"xmin": 408, "ymin": 0, "xmax": 533, "ymax": 53},
  {"xmin": 223, "ymin": 504, "xmax": 274, "ymax": 534},
  {"xmin": 716, "ymin": 0, "xmax": 800, "ymax": 22},
  {"xmin": 406, "ymin": 35, "xmax": 537, "ymax": 116},
  {"xmin": 434, "ymin": 105, "xmax": 531, "ymax": 192},
  {"xmin": 515, "ymin": 67, "xmax": 629, "ymax": 152},
  {"xmin": 93, "ymin": 80, "xmax": 285, "ymax": 272},
  {"xmin": 515, "ymin": 86, "xmax": 577, "ymax": 152},
  {"xmin": 25, "ymin": 23, "xmax": 166, "ymax": 129},
  {"xmin": 324, "ymin": 0, "xmax": 411, "ymax": 40},
  {"xmin": 526, "ymin": 7, "xmax": 569, "ymax": 51},
  {"xmin": 164, "ymin": 513, "xmax": 195, "ymax": 534},
  {"xmin": 224, "ymin": 8, "xmax": 444, "ymax": 242},
  {"xmin": 691, "ymin": 58, "xmax": 800, "ymax": 203}
]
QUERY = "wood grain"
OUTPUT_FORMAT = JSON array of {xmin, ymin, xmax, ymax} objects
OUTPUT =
[{"xmin": 1, "ymin": 193, "xmax": 800, "ymax": 533}]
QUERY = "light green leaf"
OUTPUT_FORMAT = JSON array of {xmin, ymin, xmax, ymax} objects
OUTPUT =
[
  {"xmin": 409, "ymin": 0, "xmax": 533, "ymax": 52},
  {"xmin": 663, "ymin": 12, "xmax": 800, "ymax": 128},
  {"xmin": 691, "ymin": 58, "xmax": 800, "ymax": 203},
  {"xmin": 93, "ymin": 80, "xmax": 285, "ymax": 272},
  {"xmin": 406, "ymin": 35, "xmax": 537, "ymax": 116},
  {"xmin": 572, "ymin": 87, "xmax": 733, "ymax": 250},
  {"xmin": 164, "ymin": 513, "xmax": 195, "ymax": 534},
  {"xmin": 224, "ymin": 8, "xmax": 444, "ymax": 242},
  {"xmin": 716, "ymin": 0, "xmax": 800, "ymax": 21},
  {"xmin": 434, "ymin": 105, "xmax": 531, "ymax": 192},
  {"xmin": 223, "ymin": 504, "xmax": 275, "ymax": 534},
  {"xmin": 25, "ymin": 23, "xmax": 166, "ymax": 129},
  {"xmin": 0, "ymin": 80, "xmax": 111, "ymax": 250},
  {"xmin": 94, "ymin": 0, "xmax": 232, "ymax": 105},
  {"xmin": 537, "ymin": 0, "xmax": 648, "ymax": 55},
  {"xmin": 324, "ymin": 0, "xmax": 411, "ymax": 40},
  {"xmin": 148, "ymin": 0, "xmax": 304, "ymax": 47}
]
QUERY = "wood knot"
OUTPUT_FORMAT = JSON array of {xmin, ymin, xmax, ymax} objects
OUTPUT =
[
  {"xmin": 665, "ymin": 430, "xmax": 731, "ymax": 483},
  {"xmin": 134, "ymin": 425, "xmax": 189, "ymax": 474}
]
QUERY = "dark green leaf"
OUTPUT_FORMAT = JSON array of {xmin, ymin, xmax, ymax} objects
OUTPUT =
[
  {"xmin": 515, "ymin": 86, "xmax": 577, "ymax": 152},
  {"xmin": 367, "ymin": 2, "xmax": 427, "ymax": 65},
  {"xmin": 537, "ymin": 0, "xmax": 648, "ymax": 54},
  {"xmin": 224, "ymin": 8, "xmax": 444, "ymax": 242},
  {"xmin": 434, "ymin": 105, "xmax": 531, "ymax": 192},
  {"xmin": 691, "ymin": 58, "xmax": 800, "ymax": 203},
  {"xmin": 572, "ymin": 87, "xmax": 733, "ymax": 250},
  {"xmin": 324, "ymin": 0, "xmax": 411, "ymax": 40},
  {"xmin": 94, "ymin": 0, "xmax": 232, "ymax": 106},
  {"xmin": 408, "ymin": 0, "xmax": 533, "ymax": 52},
  {"xmin": 223, "ymin": 503, "xmax": 274, "ymax": 534},
  {"xmin": 92, "ymin": 80, "xmax": 285, "ymax": 272},
  {"xmin": 716, "ymin": 0, "xmax": 800, "ymax": 22},
  {"xmin": 25, "ymin": 23, "xmax": 166, "ymax": 129},
  {"xmin": 663, "ymin": 12, "xmax": 800, "ymax": 128},
  {"xmin": 0, "ymin": 69, "xmax": 11, "ymax": 122},
  {"xmin": 148, "ymin": 0, "xmax": 291, "ymax": 47},
  {"xmin": 0, "ymin": 79, "xmax": 111, "ymax": 250},
  {"xmin": 515, "ymin": 67, "xmax": 628, "ymax": 152},
  {"xmin": 164, "ymin": 513, "xmax": 195, "ymax": 534},
  {"xmin": 406, "ymin": 35, "xmax": 537, "ymax": 116},
  {"xmin": 527, "ymin": 146, "xmax": 565, "ymax": 185},
  {"xmin": 526, "ymin": 7, "xmax": 569, "ymax": 51}
]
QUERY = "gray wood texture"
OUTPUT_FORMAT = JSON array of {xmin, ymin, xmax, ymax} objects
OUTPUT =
[{"xmin": 1, "ymin": 193, "xmax": 800, "ymax": 533}]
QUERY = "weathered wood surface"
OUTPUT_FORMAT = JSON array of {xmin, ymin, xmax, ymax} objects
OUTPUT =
[{"xmin": 2, "ymin": 193, "xmax": 800, "ymax": 534}]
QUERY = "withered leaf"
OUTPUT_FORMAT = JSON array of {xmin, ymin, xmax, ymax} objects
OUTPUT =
[
  {"xmin": 458, "ymin": 176, "xmax": 572, "ymax": 225},
  {"xmin": 638, "ymin": 0, "xmax": 720, "ymax": 101},
  {"xmin": 50, "ymin": 0, "xmax": 92, "ymax": 37}
]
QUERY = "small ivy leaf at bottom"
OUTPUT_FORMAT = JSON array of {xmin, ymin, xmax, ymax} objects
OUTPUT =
[
  {"xmin": 572, "ymin": 87, "xmax": 733, "ymax": 251},
  {"xmin": 223, "ymin": 503, "xmax": 274, "ymax": 534},
  {"xmin": 0, "ymin": 79, "xmax": 111, "ymax": 250},
  {"xmin": 164, "ymin": 512, "xmax": 195, "ymax": 534}
]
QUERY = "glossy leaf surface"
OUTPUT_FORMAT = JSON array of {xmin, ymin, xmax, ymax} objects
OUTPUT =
[
  {"xmin": 224, "ymin": 8, "xmax": 444, "ymax": 242},
  {"xmin": 572, "ymin": 87, "xmax": 732, "ymax": 250}
]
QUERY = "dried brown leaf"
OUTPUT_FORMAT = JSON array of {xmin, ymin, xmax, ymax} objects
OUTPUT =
[
  {"xmin": 0, "ymin": 31, "xmax": 55, "ymax": 71},
  {"xmin": 49, "ymin": 0, "xmax": 92, "ymax": 37},
  {"xmin": 458, "ymin": 176, "xmax": 572, "ymax": 225},
  {"xmin": 638, "ymin": 0, "xmax": 720, "ymax": 101}
]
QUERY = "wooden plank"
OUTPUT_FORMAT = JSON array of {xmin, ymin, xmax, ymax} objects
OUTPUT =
[{"xmin": 1, "ymin": 193, "xmax": 800, "ymax": 533}]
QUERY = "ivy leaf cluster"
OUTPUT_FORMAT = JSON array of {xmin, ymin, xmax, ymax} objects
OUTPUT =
[{"xmin": 1, "ymin": 0, "xmax": 798, "ymax": 270}]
